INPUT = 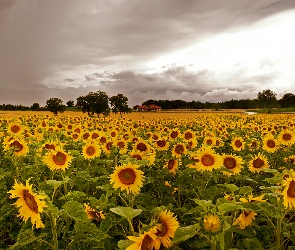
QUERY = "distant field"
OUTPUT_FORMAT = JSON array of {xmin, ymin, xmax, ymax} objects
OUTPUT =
[{"xmin": 0, "ymin": 110, "xmax": 246, "ymax": 119}]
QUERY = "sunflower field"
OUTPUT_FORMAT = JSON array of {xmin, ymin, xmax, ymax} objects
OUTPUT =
[{"xmin": 1, "ymin": 114, "xmax": 295, "ymax": 249}]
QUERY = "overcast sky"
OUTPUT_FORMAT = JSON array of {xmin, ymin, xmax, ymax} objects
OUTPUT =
[{"xmin": 1, "ymin": 0, "xmax": 295, "ymax": 107}]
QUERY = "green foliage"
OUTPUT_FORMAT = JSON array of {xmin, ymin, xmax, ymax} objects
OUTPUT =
[
  {"xmin": 45, "ymin": 98, "xmax": 66, "ymax": 115},
  {"xmin": 110, "ymin": 94, "xmax": 132, "ymax": 118}
]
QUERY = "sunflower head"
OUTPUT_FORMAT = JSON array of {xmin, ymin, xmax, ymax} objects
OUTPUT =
[{"xmin": 201, "ymin": 212, "xmax": 224, "ymax": 235}]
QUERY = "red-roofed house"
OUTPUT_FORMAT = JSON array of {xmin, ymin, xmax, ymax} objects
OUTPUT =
[{"xmin": 136, "ymin": 104, "xmax": 161, "ymax": 111}]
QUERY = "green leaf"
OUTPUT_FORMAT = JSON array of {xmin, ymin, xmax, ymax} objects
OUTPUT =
[
  {"xmin": 258, "ymin": 202, "xmax": 281, "ymax": 218},
  {"xmin": 220, "ymin": 184, "xmax": 239, "ymax": 193},
  {"xmin": 243, "ymin": 238, "xmax": 264, "ymax": 250},
  {"xmin": 63, "ymin": 201, "xmax": 89, "ymax": 222},
  {"xmin": 46, "ymin": 180, "xmax": 63, "ymax": 189},
  {"xmin": 218, "ymin": 203, "xmax": 243, "ymax": 213},
  {"xmin": 118, "ymin": 240, "xmax": 133, "ymax": 249},
  {"xmin": 110, "ymin": 206, "xmax": 142, "ymax": 221},
  {"xmin": 45, "ymin": 200, "xmax": 59, "ymax": 217},
  {"xmin": 191, "ymin": 199, "xmax": 212, "ymax": 209},
  {"xmin": 238, "ymin": 186, "xmax": 253, "ymax": 195},
  {"xmin": 11, "ymin": 229, "xmax": 37, "ymax": 248},
  {"xmin": 172, "ymin": 224, "xmax": 200, "ymax": 244},
  {"xmin": 261, "ymin": 168, "xmax": 278, "ymax": 173}
]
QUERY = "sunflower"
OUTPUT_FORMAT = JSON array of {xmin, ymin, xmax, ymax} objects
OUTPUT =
[
  {"xmin": 102, "ymin": 141, "xmax": 114, "ymax": 155},
  {"xmin": 279, "ymin": 130, "xmax": 295, "ymax": 146},
  {"xmin": 82, "ymin": 142, "xmax": 101, "ymax": 160},
  {"xmin": 126, "ymin": 229, "xmax": 157, "ymax": 250},
  {"xmin": 248, "ymin": 152, "xmax": 269, "ymax": 173},
  {"xmin": 43, "ymin": 147, "xmax": 73, "ymax": 171},
  {"xmin": 282, "ymin": 171, "xmax": 295, "ymax": 209},
  {"xmin": 4, "ymin": 138, "xmax": 29, "ymax": 157},
  {"xmin": 71, "ymin": 132, "xmax": 81, "ymax": 141},
  {"xmin": 191, "ymin": 146, "xmax": 222, "ymax": 172},
  {"xmin": 134, "ymin": 140, "xmax": 151, "ymax": 154},
  {"xmin": 201, "ymin": 212, "xmax": 223, "ymax": 235},
  {"xmin": 262, "ymin": 134, "xmax": 278, "ymax": 153},
  {"xmin": 233, "ymin": 210, "xmax": 256, "ymax": 229},
  {"xmin": 114, "ymin": 139, "xmax": 128, "ymax": 154},
  {"xmin": 84, "ymin": 203, "xmax": 105, "ymax": 221},
  {"xmin": 284, "ymin": 155, "xmax": 295, "ymax": 164},
  {"xmin": 109, "ymin": 163, "xmax": 144, "ymax": 194},
  {"xmin": 149, "ymin": 210, "xmax": 179, "ymax": 250},
  {"xmin": 203, "ymin": 136, "xmax": 216, "ymax": 147},
  {"xmin": 8, "ymin": 179, "xmax": 47, "ymax": 228},
  {"xmin": 231, "ymin": 137, "xmax": 245, "ymax": 151},
  {"xmin": 154, "ymin": 137, "xmax": 169, "ymax": 151},
  {"xmin": 169, "ymin": 128, "xmax": 181, "ymax": 141},
  {"xmin": 7, "ymin": 122, "xmax": 24, "ymax": 136},
  {"xmin": 182, "ymin": 129, "xmax": 196, "ymax": 141},
  {"xmin": 221, "ymin": 154, "xmax": 244, "ymax": 175},
  {"xmin": 240, "ymin": 194, "xmax": 267, "ymax": 203},
  {"xmin": 247, "ymin": 138, "xmax": 260, "ymax": 151},
  {"xmin": 186, "ymin": 139, "xmax": 197, "ymax": 150},
  {"xmin": 171, "ymin": 142, "xmax": 187, "ymax": 158},
  {"xmin": 164, "ymin": 159, "xmax": 179, "ymax": 175}
]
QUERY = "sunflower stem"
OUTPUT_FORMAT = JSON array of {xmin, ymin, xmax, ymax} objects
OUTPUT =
[
  {"xmin": 276, "ymin": 217, "xmax": 282, "ymax": 250},
  {"xmin": 178, "ymin": 185, "xmax": 181, "ymax": 208},
  {"xmin": 49, "ymin": 212, "xmax": 58, "ymax": 250},
  {"xmin": 211, "ymin": 238, "xmax": 217, "ymax": 250},
  {"xmin": 16, "ymin": 166, "xmax": 19, "ymax": 180}
]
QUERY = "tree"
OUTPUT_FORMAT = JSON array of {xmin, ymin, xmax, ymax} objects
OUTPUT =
[
  {"xmin": 257, "ymin": 89, "xmax": 278, "ymax": 113},
  {"xmin": 76, "ymin": 91, "xmax": 110, "ymax": 117},
  {"xmin": 66, "ymin": 100, "xmax": 75, "ymax": 107},
  {"xmin": 46, "ymin": 98, "xmax": 66, "ymax": 115},
  {"xmin": 278, "ymin": 93, "xmax": 295, "ymax": 108},
  {"xmin": 110, "ymin": 94, "xmax": 131, "ymax": 118},
  {"xmin": 30, "ymin": 103, "xmax": 40, "ymax": 111}
]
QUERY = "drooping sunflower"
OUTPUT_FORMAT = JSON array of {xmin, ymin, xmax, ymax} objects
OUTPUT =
[
  {"xmin": 43, "ymin": 147, "xmax": 73, "ymax": 171},
  {"xmin": 171, "ymin": 142, "xmax": 187, "ymax": 158},
  {"xmin": 201, "ymin": 212, "xmax": 223, "ymax": 235},
  {"xmin": 4, "ymin": 138, "xmax": 29, "ymax": 157},
  {"xmin": 231, "ymin": 136, "xmax": 245, "ymax": 151},
  {"xmin": 233, "ymin": 210, "xmax": 256, "ymax": 229},
  {"xmin": 84, "ymin": 203, "xmax": 105, "ymax": 221},
  {"xmin": 149, "ymin": 210, "xmax": 179, "ymax": 250},
  {"xmin": 7, "ymin": 122, "xmax": 24, "ymax": 136},
  {"xmin": 164, "ymin": 158, "xmax": 179, "ymax": 175},
  {"xmin": 221, "ymin": 154, "xmax": 244, "ymax": 175},
  {"xmin": 126, "ymin": 229, "xmax": 157, "ymax": 250},
  {"xmin": 192, "ymin": 146, "xmax": 222, "ymax": 172},
  {"xmin": 82, "ymin": 142, "xmax": 101, "ymax": 160},
  {"xmin": 262, "ymin": 134, "xmax": 278, "ymax": 153},
  {"xmin": 282, "ymin": 171, "xmax": 295, "ymax": 209},
  {"xmin": 109, "ymin": 163, "xmax": 144, "ymax": 194},
  {"xmin": 279, "ymin": 129, "xmax": 295, "ymax": 146},
  {"xmin": 8, "ymin": 179, "xmax": 47, "ymax": 228},
  {"xmin": 248, "ymin": 152, "xmax": 269, "ymax": 173}
]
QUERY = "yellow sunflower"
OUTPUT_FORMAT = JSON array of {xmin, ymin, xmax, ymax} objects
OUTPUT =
[
  {"xmin": 282, "ymin": 171, "xmax": 295, "ymax": 209},
  {"xmin": 240, "ymin": 194, "xmax": 267, "ymax": 203},
  {"xmin": 154, "ymin": 137, "xmax": 169, "ymax": 151},
  {"xmin": 248, "ymin": 152, "xmax": 269, "ymax": 173},
  {"xmin": 164, "ymin": 158, "xmax": 179, "ymax": 175},
  {"xmin": 279, "ymin": 130, "xmax": 295, "ymax": 146},
  {"xmin": 221, "ymin": 154, "xmax": 244, "ymax": 175},
  {"xmin": 114, "ymin": 139, "xmax": 128, "ymax": 154},
  {"xmin": 109, "ymin": 163, "xmax": 144, "ymax": 194},
  {"xmin": 126, "ymin": 229, "xmax": 157, "ymax": 250},
  {"xmin": 84, "ymin": 203, "xmax": 105, "ymax": 221},
  {"xmin": 169, "ymin": 128, "xmax": 181, "ymax": 141},
  {"xmin": 231, "ymin": 136, "xmax": 245, "ymax": 151},
  {"xmin": 4, "ymin": 138, "xmax": 29, "ymax": 157},
  {"xmin": 171, "ymin": 142, "xmax": 187, "ymax": 158},
  {"xmin": 102, "ymin": 141, "xmax": 114, "ymax": 155},
  {"xmin": 149, "ymin": 210, "xmax": 179, "ymax": 250},
  {"xmin": 133, "ymin": 140, "xmax": 151, "ymax": 154},
  {"xmin": 262, "ymin": 134, "xmax": 278, "ymax": 153},
  {"xmin": 284, "ymin": 155, "xmax": 295, "ymax": 164},
  {"xmin": 8, "ymin": 179, "xmax": 47, "ymax": 228},
  {"xmin": 203, "ymin": 136, "xmax": 216, "ymax": 147},
  {"xmin": 191, "ymin": 146, "xmax": 222, "ymax": 172},
  {"xmin": 82, "ymin": 142, "xmax": 101, "ymax": 160},
  {"xmin": 7, "ymin": 122, "xmax": 24, "ymax": 136},
  {"xmin": 43, "ymin": 147, "xmax": 73, "ymax": 171},
  {"xmin": 201, "ymin": 212, "xmax": 223, "ymax": 235},
  {"xmin": 233, "ymin": 210, "xmax": 256, "ymax": 229},
  {"xmin": 182, "ymin": 129, "xmax": 196, "ymax": 141}
]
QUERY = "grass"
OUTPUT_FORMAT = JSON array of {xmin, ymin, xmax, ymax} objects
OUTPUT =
[{"xmin": 246, "ymin": 107, "xmax": 295, "ymax": 113}]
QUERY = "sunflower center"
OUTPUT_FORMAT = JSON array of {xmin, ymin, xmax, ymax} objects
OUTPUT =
[
  {"xmin": 111, "ymin": 132, "xmax": 116, "ymax": 137},
  {"xmin": 244, "ymin": 211, "xmax": 250, "ymax": 217},
  {"xmin": 92, "ymin": 133, "xmax": 99, "ymax": 139},
  {"xmin": 10, "ymin": 141, "xmax": 23, "ymax": 152},
  {"xmin": 201, "ymin": 154, "xmax": 214, "ymax": 166},
  {"xmin": 174, "ymin": 144, "xmax": 185, "ymax": 154},
  {"xmin": 251, "ymin": 141, "xmax": 258, "ymax": 147},
  {"xmin": 117, "ymin": 142, "xmax": 125, "ymax": 149},
  {"xmin": 100, "ymin": 137, "xmax": 107, "ymax": 143},
  {"xmin": 53, "ymin": 152, "xmax": 67, "ymax": 165},
  {"xmin": 132, "ymin": 154, "xmax": 142, "ymax": 160},
  {"xmin": 287, "ymin": 180, "xmax": 295, "ymax": 198},
  {"xmin": 86, "ymin": 146, "xmax": 95, "ymax": 156},
  {"xmin": 106, "ymin": 142, "xmax": 113, "ymax": 150},
  {"xmin": 45, "ymin": 144, "xmax": 55, "ymax": 150},
  {"xmin": 23, "ymin": 190, "xmax": 38, "ymax": 213},
  {"xmin": 266, "ymin": 139, "xmax": 275, "ymax": 148},
  {"xmin": 11, "ymin": 125, "xmax": 21, "ymax": 133},
  {"xmin": 118, "ymin": 168, "xmax": 136, "ymax": 185},
  {"xmin": 185, "ymin": 132, "xmax": 193, "ymax": 140},
  {"xmin": 155, "ymin": 222, "xmax": 168, "ymax": 237},
  {"xmin": 137, "ymin": 142, "xmax": 147, "ymax": 152},
  {"xmin": 224, "ymin": 157, "xmax": 236, "ymax": 169},
  {"xmin": 253, "ymin": 158, "xmax": 264, "ymax": 168},
  {"xmin": 72, "ymin": 134, "xmax": 79, "ymax": 139},
  {"xmin": 206, "ymin": 139, "xmax": 213, "ymax": 145},
  {"xmin": 83, "ymin": 133, "xmax": 90, "ymax": 139},
  {"xmin": 167, "ymin": 159, "xmax": 176, "ymax": 170},
  {"xmin": 42, "ymin": 121, "xmax": 47, "ymax": 127},
  {"xmin": 157, "ymin": 140, "xmax": 166, "ymax": 147},
  {"xmin": 170, "ymin": 131, "xmax": 178, "ymax": 138},
  {"xmin": 234, "ymin": 140, "xmax": 242, "ymax": 148},
  {"xmin": 283, "ymin": 133, "xmax": 291, "ymax": 141}
]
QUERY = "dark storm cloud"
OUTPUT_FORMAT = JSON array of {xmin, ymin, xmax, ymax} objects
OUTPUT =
[{"xmin": 0, "ymin": 0, "xmax": 294, "ymax": 105}]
